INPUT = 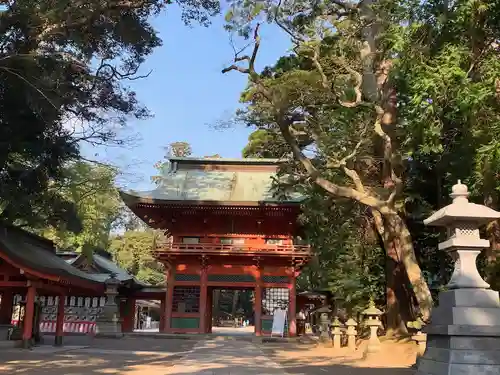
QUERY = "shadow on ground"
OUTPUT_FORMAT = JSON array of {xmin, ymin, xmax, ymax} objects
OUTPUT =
[
  {"xmin": 0, "ymin": 337, "xmax": 415, "ymax": 375},
  {"xmin": 0, "ymin": 338, "xmax": 196, "ymax": 375}
]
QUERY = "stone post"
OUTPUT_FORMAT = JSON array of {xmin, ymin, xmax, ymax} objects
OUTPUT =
[
  {"xmin": 363, "ymin": 299, "xmax": 382, "ymax": 355},
  {"xmin": 331, "ymin": 316, "xmax": 342, "ymax": 349},
  {"xmin": 345, "ymin": 318, "xmax": 358, "ymax": 350},
  {"xmin": 95, "ymin": 273, "xmax": 123, "ymax": 338},
  {"xmin": 417, "ymin": 180, "xmax": 500, "ymax": 375}
]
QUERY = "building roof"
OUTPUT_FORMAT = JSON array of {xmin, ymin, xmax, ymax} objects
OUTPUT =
[
  {"xmin": 121, "ymin": 157, "xmax": 303, "ymax": 205},
  {"xmin": 58, "ymin": 251, "xmax": 147, "ymax": 285},
  {"xmin": 0, "ymin": 225, "xmax": 102, "ymax": 288}
]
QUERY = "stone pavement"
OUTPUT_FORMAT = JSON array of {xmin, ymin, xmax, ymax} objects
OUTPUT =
[{"xmin": 169, "ymin": 338, "xmax": 288, "ymax": 374}]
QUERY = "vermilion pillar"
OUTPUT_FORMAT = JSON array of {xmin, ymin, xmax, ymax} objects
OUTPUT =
[
  {"xmin": 164, "ymin": 266, "xmax": 174, "ymax": 333},
  {"xmin": 0, "ymin": 291, "xmax": 13, "ymax": 324},
  {"xmin": 288, "ymin": 272, "xmax": 297, "ymax": 337},
  {"xmin": 121, "ymin": 298, "xmax": 135, "ymax": 332},
  {"xmin": 159, "ymin": 298, "xmax": 166, "ymax": 332},
  {"xmin": 254, "ymin": 270, "xmax": 262, "ymax": 336},
  {"xmin": 199, "ymin": 264, "xmax": 208, "ymax": 333},
  {"xmin": 54, "ymin": 295, "xmax": 65, "ymax": 346},
  {"xmin": 22, "ymin": 285, "xmax": 36, "ymax": 348}
]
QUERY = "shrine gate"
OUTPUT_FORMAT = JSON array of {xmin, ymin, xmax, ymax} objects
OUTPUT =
[{"xmin": 121, "ymin": 157, "xmax": 311, "ymax": 336}]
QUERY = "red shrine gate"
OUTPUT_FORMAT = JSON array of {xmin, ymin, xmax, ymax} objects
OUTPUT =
[{"xmin": 121, "ymin": 157, "xmax": 311, "ymax": 336}]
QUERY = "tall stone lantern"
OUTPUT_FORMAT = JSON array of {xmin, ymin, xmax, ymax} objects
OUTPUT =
[
  {"xmin": 416, "ymin": 181, "xmax": 500, "ymax": 375},
  {"xmin": 363, "ymin": 299, "xmax": 383, "ymax": 355},
  {"xmin": 95, "ymin": 272, "xmax": 123, "ymax": 337}
]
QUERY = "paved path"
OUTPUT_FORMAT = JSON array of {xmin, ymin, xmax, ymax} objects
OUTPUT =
[{"xmin": 170, "ymin": 338, "xmax": 288, "ymax": 374}]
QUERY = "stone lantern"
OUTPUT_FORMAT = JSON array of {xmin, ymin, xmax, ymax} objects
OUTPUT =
[
  {"xmin": 363, "ymin": 298, "xmax": 382, "ymax": 354},
  {"xmin": 330, "ymin": 316, "xmax": 342, "ymax": 349},
  {"xmin": 416, "ymin": 181, "xmax": 500, "ymax": 375},
  {"xmin": 345, "ymin": 318, "xmax": 358, "ymax": 350},
  {"xmin": 95, "ymin": 273, "xmax": 123, "ymax": 337},
  {"xmin": 316, "ymin": 306, "xmax": 331, "ymax": 342}
]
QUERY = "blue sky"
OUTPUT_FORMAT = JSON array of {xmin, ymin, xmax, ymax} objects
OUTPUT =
[{"xmin": 84, "ymin": 6, "xmax": 291, "ymax": 191}]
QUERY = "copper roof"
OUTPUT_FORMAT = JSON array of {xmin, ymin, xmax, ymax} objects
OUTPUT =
[{"xmin": 121, "ymin": 157, "xmax": 303, "ymax": 205}]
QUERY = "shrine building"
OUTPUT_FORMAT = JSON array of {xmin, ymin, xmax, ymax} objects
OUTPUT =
[
  {"xmin": 0, "ymin": 226, "xmax": 164, "ymax": 347},
  {"xmin": 121, "ymin": 157, "xmax": 311, "ymax": 336}
]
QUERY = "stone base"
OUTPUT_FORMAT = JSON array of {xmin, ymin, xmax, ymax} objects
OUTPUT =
[
  {"xmin": 416, "ymin": 330, "xmax": 500, "ymax": 375},
  {"xmin": 95, "ymin": 321, "xmax": 123, "ymax": 338},
  {"xmin": 0, "ymin": 324, "xmax": 13, "ymax": 341},
  {"xmin": 54, "ymin": 335, "xmax": 63, "ymax": 346}
]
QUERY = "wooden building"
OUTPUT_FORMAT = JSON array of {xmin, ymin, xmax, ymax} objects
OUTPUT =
[
  {"xmin": 0, "ymin": 225, "xmax": 103, "ymax": 346},
  {"xmin": 121, "ymin": 157, "xmax": 311, "ymax": 336},
  {"xmin": 0, "ymin": 226, "xmax": 165, "ymax": 347}
]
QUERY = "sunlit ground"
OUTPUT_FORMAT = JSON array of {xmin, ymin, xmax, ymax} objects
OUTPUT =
[{"xmin": 0, "ymin": 336, "xmax": 417, "ymax": 375}]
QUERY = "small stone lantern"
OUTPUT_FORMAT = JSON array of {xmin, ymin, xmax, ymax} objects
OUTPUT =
[
  {"xmin": 316, "ymin": 306, "xmax": 331, "ymax": 342},
  {"xmin": 416, "ymin": 181, "xmax": 500, "ymax": 375},
  {"xmin": 363, "ymin": 299, "xmax": 382, "ymax": 354},
  {"xmin": 95, "ymin": 273, "xmax": 123, "ymax": 337},
  {"xmin": 330, "ymin": 316, "xmax": 342, "ymax": 349},
  {"xmin": 345, "ymin": 318, "xmax": 358, "ymax": 350}
]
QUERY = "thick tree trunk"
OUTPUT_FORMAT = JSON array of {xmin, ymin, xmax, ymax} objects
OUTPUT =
[
  {"xmin": 373, "ymin": 209, "xmax": 433, "ymax": 328},
  {"xmin": 385, "ymin": 240, "xmax": 412, "ymax": 336},
  {"xmin": 385, "ymin": 214, "xmax": 433, "ymax": 322}
]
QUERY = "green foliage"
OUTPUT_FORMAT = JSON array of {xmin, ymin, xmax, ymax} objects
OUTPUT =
[
  {"xmin": 228, "ymin": 0, "xmax": 500, "ymax": 318},
  {"xmin": 109, "ymin": 230, "xmax": 165, "ymax": 285},
  {"xmin": 152, "ymin": 141, "xmax": 193, "ymax": 185},
  {"xmin": 298, "ymin": 192, "xmax": 386, "ymax": 314},
  {"xmin": 0, "ymin": 0, "xmax": 219, "ymax": 229},
  {"xmin": 34, "ymin": 161, "xmax": 123, "ymax": 254}
]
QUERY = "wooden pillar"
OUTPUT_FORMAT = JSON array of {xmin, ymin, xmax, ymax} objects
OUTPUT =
[
  {"xmin": 254, "ymin": 269, "xmax": 262, "ymax": 336},
  {"xmin": 288, "ymin": 271, "xmax": 297, "ymax": 337},
  {"xmin": 121, "ymin": 298, "xmax": 135, "ymax": 333},
  {"xmin": 159, "ymin": 298, "xmax": 166, "ymax": 332},
  {"xmin": 199, "ymin": 263, "xmax": 208, "ymax": 334},
  {"xmin": 0, "ymin": 291, "xmax": 14, "ymax": 324},
  {"xmin": 22, "ymin": 285, "xmax": 36, "ymax": 348},
  {"xmin": 54, "ymin": 295, "xmax": 65, "ymax": 346},
  {"xmin": 164, "ymin": 265, "xmax": 174, "ymax": 333}
]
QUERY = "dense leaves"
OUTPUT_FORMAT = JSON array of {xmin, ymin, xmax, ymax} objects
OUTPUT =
[
  {"xmin": 0, "ymin": 0, "xmax": 219, "ymax": 230},
  {"xmin": 35, "ymin": 161, "xmax": 123, "ymax": 254},
  {"xmin": 109, "ymin": 230, "xmax": 165, "ymax": 285},
  {"xmin": 226, "ymin": 0, "xmax": 500, "ymax": 331}
]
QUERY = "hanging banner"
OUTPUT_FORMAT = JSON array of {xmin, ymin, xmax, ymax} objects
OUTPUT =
[{"xmin": 271, "ymin": 308, "xmax": 287, "ymax": 337}]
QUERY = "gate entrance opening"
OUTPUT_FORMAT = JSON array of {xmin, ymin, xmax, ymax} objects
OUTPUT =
[{"xmin": 209, "ymin": 288, "xmax": 255, "ymax": 335}]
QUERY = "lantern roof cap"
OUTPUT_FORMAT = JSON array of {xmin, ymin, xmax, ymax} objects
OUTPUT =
[
  {"xmin": 424, "ymin": 180, "xmax": 500, "ymax": 227},
  {"xmin": 363, "ymin": 299, "xmax": 382, "ymax": 316}
]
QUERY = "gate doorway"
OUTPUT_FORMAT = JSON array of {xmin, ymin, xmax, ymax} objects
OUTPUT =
[{"xmin": 208, "ymin": 287, "xmax": 255, "ymax": 336}]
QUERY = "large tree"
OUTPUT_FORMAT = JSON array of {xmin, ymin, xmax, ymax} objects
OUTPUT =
[
  {"xmin": 223, "ymin": 0, "xmax": 500, "ymax": 333},
  {"xmin": 0, "ymin": 0, "xmax": 219, "ymax": 230},
  {"xmin": 35, "ymin": 161, "xmax": 124, "ymax": 254}
]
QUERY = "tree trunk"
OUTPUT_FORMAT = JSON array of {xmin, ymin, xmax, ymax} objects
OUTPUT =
[
  {"xmin": 385, "ymin": 240, "xmax": 412, "ymax": 336},
  {"xmin": 213, "ymin": 290, "xmax": 220, "ymax": 319},
  {"xmin": 232, "ymin": 290, "xmax": 239, "ymax": 316},
  {"xmin": 385, "ymin": 213, "xmax": 433, "ymax": 322}
]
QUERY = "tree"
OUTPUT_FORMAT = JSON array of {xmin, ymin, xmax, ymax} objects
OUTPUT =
[
  {"xmin": 109, "ymin": 229, "xmax": 165, "ymax": 285},
  {"xmin": 152, "ymin": 141, "xmax": 193, "ymax": 184},
  {"xmin": 0, "ymin": 0, "xmax": 219, "ymax": 230},
  {"xmin": 34, "ymin": 161, "xmax": 124, "ymax": 254},
  {"xmin": 223, "ymin": 0, "xmax": 500, "ymax": 333},
  {"xmin": 244, "ymin": 129, "xmax": 386, "ymax": 313}
]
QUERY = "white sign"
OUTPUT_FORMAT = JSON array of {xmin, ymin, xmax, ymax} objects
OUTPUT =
[{"xmin": 271, "ymin": 308, "xmax": 287, "ymax": 337}]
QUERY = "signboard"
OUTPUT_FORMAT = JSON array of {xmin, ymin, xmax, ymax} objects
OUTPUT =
[{"xmin": 271, "ymin": 308, "xmax": 287, "ymax": 337}]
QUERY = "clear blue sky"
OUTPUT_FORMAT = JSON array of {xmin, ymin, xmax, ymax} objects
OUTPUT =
[{"xmin": 84, "ymin": 6, "xmax": 291, "ymax": 191}]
